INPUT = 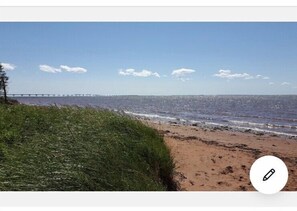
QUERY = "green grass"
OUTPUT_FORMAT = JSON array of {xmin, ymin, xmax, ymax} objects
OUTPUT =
[{"xmin": 0, "ymin": 104, "xmax": 177, "ymax": 191}]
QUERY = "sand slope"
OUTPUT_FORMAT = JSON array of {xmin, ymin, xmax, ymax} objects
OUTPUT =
[{"xmin": 145, "ymin": 121, "xmax": 297, "ymax": 191}]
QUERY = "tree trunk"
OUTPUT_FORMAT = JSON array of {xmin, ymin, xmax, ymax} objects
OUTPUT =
[
  {"xmin": 3, "ymin": 83, "xmax": 7, "ymax": 103},
  {"xmin": 1, "ymin": 77, "xmax": 7, "ymax": 103}
]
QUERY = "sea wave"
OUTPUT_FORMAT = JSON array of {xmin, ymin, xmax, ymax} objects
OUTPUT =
[
  {"xmin": 124, "ymin": 111, "xmax": 297, "ymax": 137},
  {"xmin": 236, "ymin": 114, "xmax": 297, "ymax": 123},
  {"xmin": 228, "ymin": 125, "xmax": 297, "ymax": 137},
  {"xmin": 124, "ymin": 111, "xmax": 178, "ymax": 121},
  {"xmin": 229, "ymin": 120, "xmax": 297, "ymax": 130}
]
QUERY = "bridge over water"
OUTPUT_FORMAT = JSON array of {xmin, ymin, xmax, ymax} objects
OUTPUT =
[{"xmin": 8, "ymin": 94, "xmax": 95, "ymax": 97}]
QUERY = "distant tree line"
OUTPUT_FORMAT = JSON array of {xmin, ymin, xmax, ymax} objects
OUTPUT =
[{"xmin": 0, "ymin": 63, "xmax": 9, "ymax": 103}]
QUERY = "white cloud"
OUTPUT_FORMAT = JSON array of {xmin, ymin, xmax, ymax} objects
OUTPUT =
[
  {"xmin": 281, "ymin": 82, "xmax": 291, "ymax": 86},
  {"xmin": 214, "ymin": 70, "xmax": 253, "ymax": 79},
  {"xmin": 269, "ymin": 82, "xmax": 275, "ymax": 85},
  {"xmin": 39, "ymin": 65, "xmax": 61, "ymax": 73},
  {"xmin": 172, "ymin": 68, "xmax": 195, "ymax": 77},
  {"xmin": 119, "ymin": 68, "xmax": 160, "ymax": 78},
  {"xmin": 214, "ymin": 69, "xmax": 269, "ymax": 80},
  {"xmin": 39, "ymin": 64, "xmax": 87, "ymax": 73},
  {"xmin": 1, "ymin": 63, "xmax": 16, "ymax": 71},
  {"xmin": 256, "ymin": 75, "xmax": 270, "ymax": 80},
  {"xmin": 280, "ymin": 82, "xmax": 297, "ymax": 89},
  {"xmin": 60, "ymin": 65, "xmax": 87, "ymax": 73},
  {"xmin": 171, "ymin": 68, "xmax": 196, "ymax": 81}
]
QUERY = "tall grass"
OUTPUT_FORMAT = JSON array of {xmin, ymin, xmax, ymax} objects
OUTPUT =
[{"xmin": 0, "ymin": 104, "xmax": 177, "ymax": 191}]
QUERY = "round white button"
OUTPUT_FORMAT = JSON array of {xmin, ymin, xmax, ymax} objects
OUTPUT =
[{"xmin": 250, "ymin": 155, "xmax": 288, "ymax": 194}]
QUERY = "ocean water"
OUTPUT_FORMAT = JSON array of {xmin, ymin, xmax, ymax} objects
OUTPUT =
[{"xmin": 15, "ymin": 95, "xmax": 297, "ymax": 137}]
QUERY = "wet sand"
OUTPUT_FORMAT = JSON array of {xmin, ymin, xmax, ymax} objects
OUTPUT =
[{"xmin": 144, "ymin": 120, "xmax": 297, "ymax": 191}]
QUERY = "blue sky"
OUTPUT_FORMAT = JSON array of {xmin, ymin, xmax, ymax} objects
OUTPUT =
[{"xmin": 1, "ymin": 22, "xmax": 297, "ymax": 95}]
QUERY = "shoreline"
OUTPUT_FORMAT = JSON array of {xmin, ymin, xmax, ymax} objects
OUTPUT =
[
  {"xmin": 142, "ymin": 119, "xmax": 297, "ymax": 191},
  {"xmin": 125, "ymin": 111, "xmax": 297, "ymax": 140}
]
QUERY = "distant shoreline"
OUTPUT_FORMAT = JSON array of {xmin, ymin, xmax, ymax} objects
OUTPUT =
[{"xmin": 9, "ymin": 94, "xmax": 297, "ymax": 97}]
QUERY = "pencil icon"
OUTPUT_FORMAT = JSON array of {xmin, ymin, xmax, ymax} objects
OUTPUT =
[{"xmin": 263, "ymin": 168, "xmax": 275, "ymax": 181}]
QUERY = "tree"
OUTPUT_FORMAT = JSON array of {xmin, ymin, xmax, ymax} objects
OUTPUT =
[{"xmin": 0, "ymin": 63, "xmax": 9, "ymax": 103}]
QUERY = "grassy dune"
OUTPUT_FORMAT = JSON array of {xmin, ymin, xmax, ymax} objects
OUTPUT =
[{"xmin": 0, "ymin": 104, "xmax": 177, "ymax": 191}]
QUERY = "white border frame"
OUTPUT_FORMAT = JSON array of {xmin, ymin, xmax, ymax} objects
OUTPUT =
[
  {"xmin": 0, "ymin": 7, "xmax": 296, "ymax": 21},
  {"xmin": 1, "ymin": 0, "xmax": 297, "ymax": 7},
  {"xmin": 0, "ymin": 192, "xmax": 296, "ymax": 207}
]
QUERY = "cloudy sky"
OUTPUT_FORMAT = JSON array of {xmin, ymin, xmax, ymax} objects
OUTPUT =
[{"xmin": 1, "ymin": 22, "xmax": 297, "ymax": 95}]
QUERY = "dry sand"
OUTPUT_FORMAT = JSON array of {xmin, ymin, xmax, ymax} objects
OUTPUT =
[{"xmin": 144, "ymin": 120, "xmax": 297, "ymax": 191}]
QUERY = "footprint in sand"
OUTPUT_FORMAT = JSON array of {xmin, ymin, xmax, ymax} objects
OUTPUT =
[
  {"xmin": 239, "ymin": 186, "xmax": 247, "ymax": 191},
  {"xmin": 221, "ymin": 166, "xmax": 234, "ymax": 175},
  {"xmin": 217, "ymin": 181, "xmax": 231, "ymax": 186}
]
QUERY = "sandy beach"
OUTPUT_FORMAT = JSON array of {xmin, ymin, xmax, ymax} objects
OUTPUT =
[{"xmin": 144, "ymin": 120, "xmax": 297, "ymax": 191}]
